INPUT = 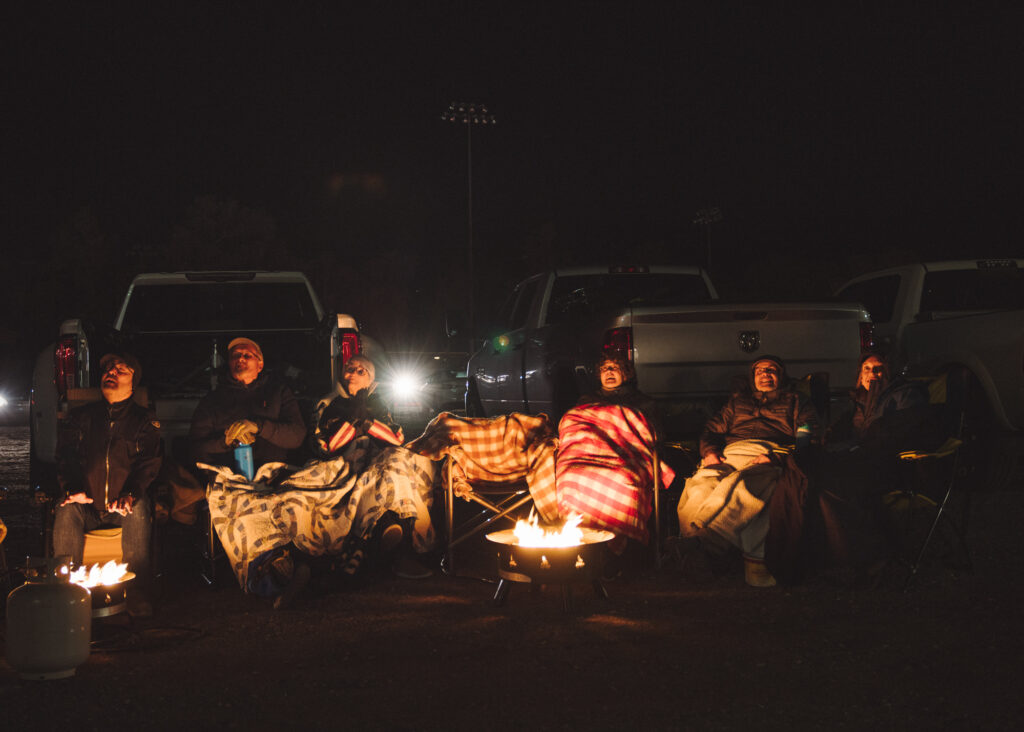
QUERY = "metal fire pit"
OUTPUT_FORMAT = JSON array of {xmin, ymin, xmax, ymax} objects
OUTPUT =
[
  {"xmin": 87, "ymin": 572, "xmax": 136, "ymax": 618},
  {"xmin": 486, "ymin": 528, "xmax": 615, "ymax": 611}
]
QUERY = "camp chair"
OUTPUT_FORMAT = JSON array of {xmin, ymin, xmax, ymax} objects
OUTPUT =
[
  {"xmin": 441, "ymin": 463, "xmax": 538, "ymax": 577},
  {"xmin": 885, "ymin": 367, "xmax": 973, "ymax": 588}
]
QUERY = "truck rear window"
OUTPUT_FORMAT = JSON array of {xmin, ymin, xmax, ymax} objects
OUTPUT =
[
  {"xmin": 119, "ymin": 282, "xmax": 320, "ymax": 332},
  {"xmin": 546, "ymin": 273, "xmax": 711, "ymax": 325},
  {"xmin": 920, "ymin": 269, "xmax": 1024, "ymax": 313}
]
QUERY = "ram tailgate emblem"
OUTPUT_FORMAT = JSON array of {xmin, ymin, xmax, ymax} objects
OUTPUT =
[{"xmin": 739, "ymin": 330, "xmax": 761, "ymax": 353}]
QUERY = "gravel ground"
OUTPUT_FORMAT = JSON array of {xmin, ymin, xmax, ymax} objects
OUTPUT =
[{"xmin": 2, "ymin": 427, "xmax": 1023, "ymax": 730}]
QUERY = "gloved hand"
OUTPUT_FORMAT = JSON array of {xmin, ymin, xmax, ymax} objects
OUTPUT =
[{"xmin": 224, "ymin": 419, "xmax": 259, "ymax": 446}]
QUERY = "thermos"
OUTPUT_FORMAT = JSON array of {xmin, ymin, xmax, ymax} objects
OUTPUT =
[{"xmin": 234, "ymin": 442, "xmax": 255, "ymax": 480}]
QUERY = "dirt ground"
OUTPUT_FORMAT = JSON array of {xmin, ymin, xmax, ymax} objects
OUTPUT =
[
  {"xmin": 2, "ymin": 417, "xmax": 1023, "ymax": 730},
  {"xmin": 2, "ymin": 483, "xmax": 1023, "ymax": 731}
]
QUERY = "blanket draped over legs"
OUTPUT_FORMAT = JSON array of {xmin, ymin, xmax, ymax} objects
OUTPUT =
[
  {"xmin": 676, "ymin": 439, "xmax": 781, "ymax": 559},
  {"xmin": 203, "ymin": 446, "xmax": 436, "ymax": 590},
  {"xmin": 556, "ymin": 404, "xmax": 675, "ymax": 544}
]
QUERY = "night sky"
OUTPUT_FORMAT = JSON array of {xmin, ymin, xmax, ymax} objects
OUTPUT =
[{"xmin": 4, "ymin": 3, "xmax": 1023, "ymax": 372}]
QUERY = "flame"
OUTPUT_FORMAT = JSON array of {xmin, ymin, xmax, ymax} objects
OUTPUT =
[
  {"xmin": 513, "ymin": 511, "xmax": 584, "ymax": 547},
  {"xmin": 69, "ymin": 560, "xmax": 129, "ymax": 588}
]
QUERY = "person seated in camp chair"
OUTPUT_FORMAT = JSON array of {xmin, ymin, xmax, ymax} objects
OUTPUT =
[
  {"xmin": 310, "ymin": 354, "xmax": 435, "ymax": 583},
  {"xmin": 53, "ymin": 352, "xmax": 162, "ymax": 617},
  {"xmin": 816, "ymin": 352, "xmax": 943, "ymax": 572},
  {"xmin": 556, "ymin": 355, "xmax": 675, "ymax": 576},
  {"xmin": 189, "ymin": 337, "xmax": 307, "ymax": 474},
  {"xmin": 676, "ymin": 355, "xmax": 821, "ymax": 587},
  {"xmin": 827, "ymin": 351, "xmax": 936, "ymax": 458}
]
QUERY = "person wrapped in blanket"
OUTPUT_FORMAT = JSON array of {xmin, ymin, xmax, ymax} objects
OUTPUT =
[
  {"xmin": 309, "ymin": 354, "xmax": 435, "ymax": 583},
  {"xmin": 556, "ymin": 355, "xmax": 675, "ymax": 576},
  {"xmin": 676, "ymin": 355, "xmax": 820, "ymax": 587}
]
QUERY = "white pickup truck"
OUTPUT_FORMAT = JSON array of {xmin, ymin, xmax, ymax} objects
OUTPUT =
[
  {"xmin": 467, "ymin": 265, "xmax": 872, "ymax": 437},
  {"xmin": 836, "ymin": 259, "xmax": 1024, "ymax": 485},
  {"xmin": 29, "ymin": 271, "xmax": 365, "ymax": 494}
]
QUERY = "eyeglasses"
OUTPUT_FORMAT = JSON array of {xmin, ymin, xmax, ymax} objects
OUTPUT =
[
  {"xmin": 344, "ymin": 365, "xmax": 369, "ymax": 376},
  {"xmin": 754, "ymin": 367, "xmax": 780, "ymax": 376},
  {"xmin": 599, "ymin": 364, "xmax": 622, "ymax": 374}
]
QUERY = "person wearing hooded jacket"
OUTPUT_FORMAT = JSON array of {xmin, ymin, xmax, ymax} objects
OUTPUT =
[
  {"xmin": 189, "ymin": 337, "xmax": 307, "ymax": 472},
  {"xmin": 677, "ymin": 355, "xmax": 821, "ymax": 587}
]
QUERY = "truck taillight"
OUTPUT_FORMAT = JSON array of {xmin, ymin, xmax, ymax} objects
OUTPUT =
[
  {"xmin": 54, "ymin": 335, "xmax": 77, "ymax": 399},
  {"xmin": 603, "ymin": 327, "xmax": 633, "ymax": 363},
  {"xmin": 339, "ymin": 330, "xmax": 360, "ymax": 367},
  {"xmin": 859, "ymin": 323, "xmax": 876, "ymax": 354}
]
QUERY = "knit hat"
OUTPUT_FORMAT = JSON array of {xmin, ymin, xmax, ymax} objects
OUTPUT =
[{"xmin": 228, "ymin": 337, "xmax": 264, "ymax": 362}]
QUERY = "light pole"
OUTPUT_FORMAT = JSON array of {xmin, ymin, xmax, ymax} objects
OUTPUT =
[
  {"xmin": 442, "ymin": 102, "xmax": 496, "ymax": 346},
  {"xmin": 693, "ymin": 207, "xmax": 722, "ymax": 272}
]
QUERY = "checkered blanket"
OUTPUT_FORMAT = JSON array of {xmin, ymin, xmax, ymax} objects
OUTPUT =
[
  {"xmin": 405, "ymin": 412, "xmax": 560, "ymax": 522},
  {"xmin": 202, "ymin": 445, "xmax": 435, "ymax": 589},
  {"xmin": 556, "ymin": 404, "xmax": 675, "ymax": 543}
]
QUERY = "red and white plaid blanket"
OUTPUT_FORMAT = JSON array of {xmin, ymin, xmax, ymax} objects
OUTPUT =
[
  {"xmin": 406, "ymin": 412, "xmax": 560, "ymax": 522},
  {"xmin": 556, "ymin": 404, "xmax": 675, "ymax": 543}
]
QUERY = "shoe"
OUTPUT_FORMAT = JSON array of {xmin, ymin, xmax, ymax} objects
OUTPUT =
[
  {"xmin": 743, "ymin": 556, "xmax": 777, "ymax": 588},
  {"xmin": 127, "ymin": 592, "xmax": 154, "ymax": 619},
  {"xmin": 380, "ymin": 522, "xmax": 404, "ymax": 553},
  {"xmin": 392, "ymin": 554, "xmax": 432, "ymax": 579},
  {"xmin": 273, "ymin": 562, "xmax": 311, "ymax": 610}
]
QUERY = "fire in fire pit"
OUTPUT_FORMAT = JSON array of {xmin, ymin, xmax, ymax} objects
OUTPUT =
[
  {"xmin": 487, "ymin": 512, "xmax": 615, "ymax": 611},
  {"xmin": 69, "ymin": 560, "xmax": 135, "ymax": 618}
]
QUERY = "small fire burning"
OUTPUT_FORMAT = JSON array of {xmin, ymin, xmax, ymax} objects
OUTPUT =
[
  {"xmin": 69, "ymin": 560, "xmax": 129, "ymax": 588},
  {"xmin": 513, "ymin": 511, "xmax": 584, "ymax": 548}
]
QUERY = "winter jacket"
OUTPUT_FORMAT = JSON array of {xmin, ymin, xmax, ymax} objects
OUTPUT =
[
  {"xmin": 57, "ymin": 395, "xmax": 162, "ymax": 505},
  {"xmin": 190, "ymin": 371, "xmax": 306, "ymax": 469}
]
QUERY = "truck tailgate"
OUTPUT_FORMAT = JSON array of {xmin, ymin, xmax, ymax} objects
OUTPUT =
[{"xmin": 631, "ymin": 303, "xmax": 868, "ymax": 396}]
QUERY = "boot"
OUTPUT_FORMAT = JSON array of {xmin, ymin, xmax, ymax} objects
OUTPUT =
[{"xmin": 743, "ymin": 555, "xmax": 777, "ymax": 588}]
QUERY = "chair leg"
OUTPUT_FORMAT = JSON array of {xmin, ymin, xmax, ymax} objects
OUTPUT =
[
  {"xmin": 492, "ymin": 579, "xmax": 511, "ymax": 607},
  {"xmin": 904, "ymin": 453, "xmax": 969, "ymax": 589},
  {"xmin": 443, "ymin": 461, "xmax": 456, "ymax": 576}
]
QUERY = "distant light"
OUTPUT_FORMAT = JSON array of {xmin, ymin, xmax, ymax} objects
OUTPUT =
[
  {"xmin": 0, "ymin": 393, "xmax": 8, "ymax": 408},
  {"xmin": 392, "ymin": 372, "xmax": 421, "ymax": 401}
]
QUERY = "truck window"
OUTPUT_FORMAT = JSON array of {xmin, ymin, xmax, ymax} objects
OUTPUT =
[
  {"xmin": 510, "ymin": 279, "xmax": 540, "ymax": 330},
  {"xmin": 920, "ymin": 268, "xmax": 1024, "ymax": 312},
  {"xmin": 120, "ymin": 282, "xmax": 320, "ymax": 332},
  {"xmin": 837, "ymin": 275, "xmax": 900, "ymax": 323},
  {"xmin": 545, "ymin": 273, "xmax": 711, "ymax": 325}
]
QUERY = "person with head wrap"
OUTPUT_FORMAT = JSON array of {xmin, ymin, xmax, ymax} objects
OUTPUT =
[
  {"xmin": 678, "ymin": 355, "xmax": 821, "ymax": 587},
  {"xmin": 307, "ymin": 354, "xmax": 434, "ymax": 585}
]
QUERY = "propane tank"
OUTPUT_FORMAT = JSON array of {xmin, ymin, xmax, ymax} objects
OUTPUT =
[{"xmin": 6, "ymin": 557, "xmax": 91, "ymax": 680}]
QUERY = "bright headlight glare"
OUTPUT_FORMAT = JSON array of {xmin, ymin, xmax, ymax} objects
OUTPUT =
[
  {"xmin": 392, "ymin": 373, "xmax": 420, "ymax": 400},
  {"xmin": 0, "ymin": 393, "xmax": 8, "ymax": 408}
]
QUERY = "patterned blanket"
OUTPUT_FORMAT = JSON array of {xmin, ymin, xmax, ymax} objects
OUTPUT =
[
  {"xmin": 203, "ymin": 443, "xmax": 436, "ymax": 589},
  {"xmin": 405, "ymin": 412, "xmax": 560, "ymax": 522},
  {"xmin": 556, "ymin": 404, "xmax": 675, "ymax": 543}
]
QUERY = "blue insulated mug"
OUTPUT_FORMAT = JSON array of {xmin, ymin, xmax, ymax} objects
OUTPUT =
[{"xmin": 233, "ymin": 443, "xmax": 255, "ymax": 481}]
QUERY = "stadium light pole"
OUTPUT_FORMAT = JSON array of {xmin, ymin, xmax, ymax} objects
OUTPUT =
[{"xmin": 441, "ymin": 102, "xmax": 496, "ymax": 345}]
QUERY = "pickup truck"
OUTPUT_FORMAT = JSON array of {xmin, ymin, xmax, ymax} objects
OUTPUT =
[
  {"xmin": 467, "ymin": 265, "xmax": 872, "ymax": 437},
  {"xmin": 29, "ymin": 271, "xmax": 364, "ymax": 493},
  {"xmin": 836, "ymin": 259, "xmax": 1024, "ymax": 486}
]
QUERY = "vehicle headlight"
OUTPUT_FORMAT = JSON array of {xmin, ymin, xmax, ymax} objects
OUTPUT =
[
  {"xmin": 391, "ymin": 372, "xmax": 421, "ymax": 401},
  {"xmin": 0, "ymin": 393, "xmax": 8, "ymax": 408}
]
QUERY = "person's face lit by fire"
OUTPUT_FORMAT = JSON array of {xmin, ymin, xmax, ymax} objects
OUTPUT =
[
  {"xmin": 858, "ymin": 356, "xmax": 886, "ymax": 390},
  {"xmin": 101, "ymin": 358, "xmax": 135, "ymax": 403},
  {"xmin": 753, "ymin": 361, "xmax": 781, "ymax": 393},
  {"xmin": 599, "ymin": 360, "xmax": 625, "ymax": 391},
  {"xmin": 343, "ymin": 360, "xmax": 373, "ymax": 395},
  {"xmin": 229, "ymin": 345, "xmax": 263, "ymax": 385}
]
